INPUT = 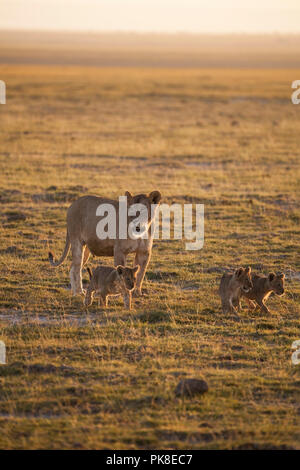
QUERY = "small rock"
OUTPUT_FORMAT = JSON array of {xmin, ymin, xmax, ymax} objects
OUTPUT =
[
  {"xmin": 1, "ymin": 246, "xmax": 24, "ymax": 256},
  {"xmin": 175, "ymin": 378, "xmax": 208, "ymax": 397},
  {"xmin": 5, "ymin": 211, "xmax": 27, "ymax": 222},
  {"xmin": 28, "ymin": 364, "xmax": 57, "ymax": 374},
  {"xmin": 3, "ymin": 246, "xmax": 18, "ymax": 254},
  {"xmin": 204, "ymin": 266, "xmax": 224, "ymax": 273}
]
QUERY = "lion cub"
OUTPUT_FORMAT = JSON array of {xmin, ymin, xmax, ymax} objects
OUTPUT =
[
  {"xmin": 219, "ymin": 267, "xmax": 253, "ymax": 315},
  {"xmin": 84, "ymin": 265, "xmax": 140, "ymax": 310},
  {"xmin": 242, "ymin": 272, "xmax": 285, "ymax": 314}
]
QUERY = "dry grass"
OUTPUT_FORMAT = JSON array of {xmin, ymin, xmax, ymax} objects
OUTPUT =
[{"xmin": 0, "ymin": 64, "xmax": 299, "ymax": 449}]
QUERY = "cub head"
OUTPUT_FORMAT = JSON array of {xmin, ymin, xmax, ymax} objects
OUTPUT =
[
  {"xmin": 268, "ymin": 272, "xmax": 285, "ymax": 296},
  {"xmin": 235, "ymin": 266, "xmax": 253, "ymax": 293},
  {"xmin": 125, "ymin": 190, "xmax": 162, "ymax": 236},
  {"xmin": 117, "ymin": 265, "xmax": 140, "ymax": 291}
]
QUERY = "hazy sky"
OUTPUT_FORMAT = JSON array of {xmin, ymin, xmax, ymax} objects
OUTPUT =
[{"xmin": 1, "ymin": 0, "xmax": 300, "ymax": 33}]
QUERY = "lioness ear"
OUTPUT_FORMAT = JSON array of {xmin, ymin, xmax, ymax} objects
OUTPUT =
[
  {"xmin": 117, "ymin": 265, "xmax": 125, "ymax": 276},
  {"xmin": 235, "ymin": 268, "xmax": 244, "ymax": 277},
  {"xmin": 149, "ymin": 190, "xmax": 161, "ymax": 205},
  {"xmin": 268, "ymin": 272, "xmax": 275, "ymax": 282},
  {"xmin": 125, "ymin": 191, "xmax": 133, "ymax": 203},
  {"xmin": 245, "ymin": 266, "xmax": 251, "ymax": 273},
  {"xmin": 133, "ymin": 265, "xmax": 140, "ymax": 274},
  {"xmin": 279, "ymin": 272, "xmax": 285, "ymax": 279}
]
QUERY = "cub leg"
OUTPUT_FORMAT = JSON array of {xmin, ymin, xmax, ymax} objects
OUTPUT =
[
  {"xmin": 84, "ymin": 286, "xmax": 94, "ymax": 307},
  {"xmin": 232, "ymin": 297, "xmax": 241, "ymax": 312},
  {"xmin": 229, "ymin": 298, "xmax": 240, "ymax": 319},
  {"xmin": 100, "ymin": 294, "xmax": 108, "ymax": 308},
  {"xmin": 221, "ymin": 300, "xmax": 230, "ymax": 314},
  {"xmin": 229, "ymin": 298, "xmax": 238, "ymax": 314},
  {"xmin": 245, "ymin": 298, "xmax": 256, "ymax": 310},
  {"xmin": 123, "ymin": 291, "xmax": 132, "ymax": 310},
  {"xmin": 257, "ymin": 299, "xmax": 270, "ymax": 314}
]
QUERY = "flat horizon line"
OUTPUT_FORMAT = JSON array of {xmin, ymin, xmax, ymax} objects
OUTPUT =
[{"xmin": 1, "ymin": 28, "xmax": 300, "ymax": 36}]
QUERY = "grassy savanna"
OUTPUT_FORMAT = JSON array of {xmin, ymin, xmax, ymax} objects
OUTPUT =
[{"xmin": 0, "ymin": 64, "xmax": 299, "ymax": 449}]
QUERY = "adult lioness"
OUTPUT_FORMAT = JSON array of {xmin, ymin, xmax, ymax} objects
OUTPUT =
[{"xmin": 49, "ymin": 190, "xmax": 161, "ymax": 295}]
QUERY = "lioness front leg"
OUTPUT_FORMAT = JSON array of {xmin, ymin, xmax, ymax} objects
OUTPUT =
[
  {"xmin": 82, "ymin": 246, "xmax": 90, "ymax": 267},
  {"xmin": 134, "ymin": 250, "xmax": 151, "ymax": 296}
]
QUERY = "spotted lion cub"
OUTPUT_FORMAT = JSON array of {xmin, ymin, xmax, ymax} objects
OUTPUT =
[
  {"xmin": 84, "ymin": 265, "xmax": 140, "ymax": 310},
  {"xmin": 219, "ymin": 267, "xmax": 252, "ymax": 315},
  {"xmin": 242, "ymin": 272, "xmax": 285, "ymax": 314}
]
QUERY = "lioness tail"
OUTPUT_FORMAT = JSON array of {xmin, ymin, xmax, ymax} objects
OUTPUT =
[{"xmin": 48, "ymin": 232, "xmax": 70, "ymax": 267}]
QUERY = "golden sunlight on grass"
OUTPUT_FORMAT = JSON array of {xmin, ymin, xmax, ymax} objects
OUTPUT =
[{"xmin": 0, "ymin": 64, "xmax": 299, "ymax": 449}]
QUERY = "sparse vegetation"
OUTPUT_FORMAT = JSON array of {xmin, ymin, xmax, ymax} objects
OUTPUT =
[{"xmin": 0, "ymin": 63, "xmax": 299, "ymax": 449}]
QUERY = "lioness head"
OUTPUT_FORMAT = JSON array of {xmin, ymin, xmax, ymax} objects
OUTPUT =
[
  {"xmin": 117, "ymin": 265, "xmax": 140, "ymax": 291},
  {"xmin": 235, "ymin": 266, "xmax": 253, "ymax": 293},
  {"xmin": 268, "ymin": 272, "xmax": 285, "ymax": 296},
  {"xmin": 125, "ymin": 190, "xmax": 161, "ymax": 235}
]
